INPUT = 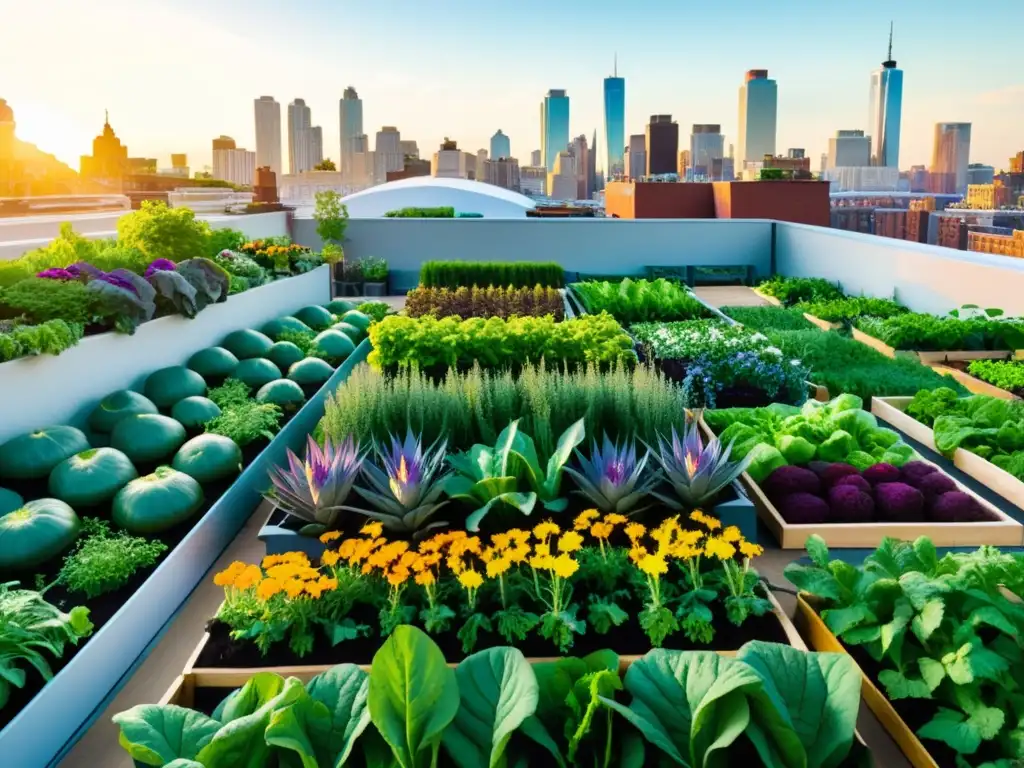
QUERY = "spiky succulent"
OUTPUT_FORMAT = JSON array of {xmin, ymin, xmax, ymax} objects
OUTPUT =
[
  {"xmin": 646, "ymin": 414, "xmax": 751, "ymax": 510},
  {"xmin": 264, "ymin": 435, "xmax": 364, "ymax": 535},
  {"xmin": 564, "ymin": 434, "xmax": 660, "ymax": 514},
  {"xmin": 349, "ymin": 429, "xmax": 450, "ymax": 536}
]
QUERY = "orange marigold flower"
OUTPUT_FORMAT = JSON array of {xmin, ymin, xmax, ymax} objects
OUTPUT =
[
  {"xmin": 387, "ymin": 566, "xmax": 410, "ymax": 587},
  {"xmin": 458, "ymin": 570, "xmax": 483, "ymax": 590},
  {"xmin": 447, "ymin": 554, "xmax": 465, "ymax": 574},
  {"xmin": 256, "ymin": 578, "xmax": 283, "ymax": 600},
  {"xmin": 573, "ymin": 509, "xmax": 600, "ymax": 530},
  {"xmin": 319, "ymin": 530, "xmax": 343, "ymax": 543},
  {"xmin": 624, "ymin": 522, "xmax": 647, "ymax": 542},
  {"xmin": 415, "ymin": 570, "xmax": 436, "ymax": 586},
  {"xmin": 628, "ymin": 545, "xmax": 649, "ymax": 564},
  {"xmin": 322, "ymin": 550, "xmax": 341, "ymax": 567},
  {"xmin": 283, "ymin": 578, "xmax": 305, "ymax": 598},
  {"xmin": 590, "ymin": 521, "xmax": 614, "ymax": 540},
  {"xmin": 338, "ymin": 539, "xmax": 358, "ymax": 559},
  {"xmin": 604, "ymin": 513, "xmax": 628, "ymax": 526},
  {"xmin": 233, "ymin": 564, "xmax": 263, "ymax": 590},
  {"xmin": 739, "ymin": 541, "xmax": 764, "ymax": 559},
  {"xmin": 214, "ymin": 561, "xmax": 246, "ymax": 587}
]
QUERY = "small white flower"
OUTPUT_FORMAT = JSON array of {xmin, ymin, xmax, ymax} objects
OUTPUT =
[
  {"xmin": 791, "ymin": 359, "xmax": 802, "ymax": 366},
  {"xmin": 765, "ymin": 346, "xmax": 782, "ymax": 357}
]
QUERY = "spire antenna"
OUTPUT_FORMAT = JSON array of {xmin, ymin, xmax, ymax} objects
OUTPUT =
[
  {"xmin": 104, "ymin": 108, "xmax": 109, "ymax": 125},
  {"xmin": 887, "ymin": 21, "xmax": 893, "ymax": 61},
  {"xmin": 614, "ymin": 52, "xmax": 617, "ymax": 78}
]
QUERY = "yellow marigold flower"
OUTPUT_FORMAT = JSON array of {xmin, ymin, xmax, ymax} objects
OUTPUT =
[
  {"xmin": 360, "ymin": 521, "xmax": 384, "ymax": 537},
  {"xmin": 458, "ymin": 570, "xmax": 484, "ymax": 590},
  {"xmin": 256, "ymin": 578, "xmax": 283, "ymax": 600},
  {"xmin": 628, "ymin": 545, "xmax": 648, "ymax": 564},
  {"xmin": 491, "ymin": 532, "xmax": 511, "ymax": 551},
  {"xmin": 260, "ymin": 555, "xmax": 283, "ymax": 569},
  {"xmin": 266, "ymin": 564, "xmax": 299, "ymax": 581},
  {"xmin": 338, "ymin": 539, "xmax": 358, "ymax": 559},
  {"xmin": 739, "ymin": 541, "xmax": 764, "ymax": 559},
  {"xmin": 705, "ymin": 537, "xmax": 737, "ymax": 560},
  {"xmin": 552, "ymin": 554, "xmax": 579, "ymax": 579},
  {"xmin": 638, "ymin": 554, "xmax": 668, "ymax": 577},
  {"xmin": 486, "ymin": 557, "xmax": 511, "ymax": 578},
  {"xmin": 673, "ymin": 543, "xmax": 703, "ymax": 560},
  {"xmin": 533, "ymin": 520, "xmax": 561, "ymax": 540},
  {"xmin": 507, "ymin": 529, "xmax": 530, "ymax": 545},
  {"xmin": 322, "ymin": 550, "xmax": 341, "ymax": 567},
  {"xmin": 590, "ymin": 521, "xmax": 614, "ymax": 540},
  {"xmin": 214, "ymin": 561, "xmax": 246, "ymax": 586},
  {"xmin": 386, "ymin": 567, "xmax": 410, "ymax": 587},
  {"xmin": 450, "ymin": 536, "xmax": 482, "ymax": 557},
  {"xmin": 722, "ymin": 526, "xmax": 742, "ymax": 543},
  {"xmin": 319, "ymin": 530, "xmax": 343, "ymax": 543},
  {"xmin": 558, "ymin": 531, "xmax": 584, "ymax": 553},
  {"xmin": 480, "ymin": 547, "xmax": 496, "ymax": 564},
  {"xmin": 283, "ymin": 578, "xmax": 305, "ymax": 598},
  {"xmin": 233, "ymin": 564, "xmax": 263, "ymax": 590},
  {"xmin": 361, "ymin": 562, "xmax": 374, "ymax": 575},
  {"xmin": 690, "ymin": 510, "xmax": 710, "ymax": 525},
  {"xmin": 507, "ymin": 544, "xmax": 531, "ymax": 564},
  {"xmin": 530, "ymin": 554, "xmax": 556, "ymax": 571},
  {"xmin": 420, "ymin": 552, "xmax": 442, "ymax": 567},
  {"xmin": 534, "ymin": 542, "xmax": 551, "ymax": 558},
  {"xmin": 703, "ymin": 516, "xmax": 722, "ymax": 531},
  {"xmin": 320, "ymin": 576, "xmax": 338, "ymax": 590},
  {"xmin": 304, "ymin": 580, "xmax": 329, "ymax": 598},
  {"xmin": 398, "ymin": 551, "xmax": 418, "ymax": 568},
  {"xmin": 447, "ymin": 554, "xmax": 465, "ymax": 574},
  {"xmin": 573, "ymin": 509, "xmax": 600, "ymax": 530},
  {"xmin": 415, "ymin": 570, "xmax": 435, "ymax": 586},
  {"xmin": 624, "ymin": 522, "xmax": 647, "ymax": 542},
  {"xmin": 282, "ymin": 552, "xmax": 311, "ymax": 565},
  {"xmin": 604, "ymin": 513, "xmax": 628, "ymax": 526}
]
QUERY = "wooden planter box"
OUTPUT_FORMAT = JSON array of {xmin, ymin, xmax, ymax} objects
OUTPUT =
[
  {"xmin": 851, "ymin": 327, "xmax": 1017, "ymax": 366},
  {"xmin": 751, "ymin": 288, "xmax": 782, "ymax": 307},
  {"xmin": 926, "ymin": 363, "xmax": 1020, "ymax": 400},
  {"xmin": 796, "ymin": 594, "xmax": 937, "ymax": 768},
  {"xmin": 803, "ymin": 313, "xmax": 841, "ymax": 331},
  {"xmin": 873, "ymin": 396, "xmax": 1024, "ymax": 511},
  {"xmin": 699, "ymin": 416, "xmax": 1024, "ymax": 549}
]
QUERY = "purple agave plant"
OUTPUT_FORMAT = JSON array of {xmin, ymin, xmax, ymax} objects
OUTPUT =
[
  {"xmin": 564, "ymin": 434, "xmax": 660, "ymax": 514},
  {"xmin": 37, "ymin": 268, "xmax": 76, "ymax": 281},
  {"xmin": 646, "ymin": 414, "xmax": 751, "ymax": 510},
  {"xmin": 263, "ymin": 434, "xmax": 365, "ymax": 534},
  {"xmin": 350, "ymin": 429, "xmax": 450, "ymax": 536},
  {"xmin": 144, "ymin": 258, "xmax": 177, "ymax": 278}
]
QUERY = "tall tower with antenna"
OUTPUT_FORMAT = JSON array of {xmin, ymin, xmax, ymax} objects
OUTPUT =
[{"xmin": 868, "ymin": 22, "xmax": 904, "ymax": 168}]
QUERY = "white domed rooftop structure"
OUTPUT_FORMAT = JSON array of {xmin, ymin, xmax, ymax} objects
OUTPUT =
[{"xmin": 340, "ymin": 177, "xmax": 536, "ymax": 218}]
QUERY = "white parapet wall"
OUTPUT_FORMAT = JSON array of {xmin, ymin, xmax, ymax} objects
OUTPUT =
[{"xmin": 0, "ymin": 265, "xmax": 329, "ymax": 443}]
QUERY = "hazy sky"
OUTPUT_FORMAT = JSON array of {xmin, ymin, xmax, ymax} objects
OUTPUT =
[{"xmin": 2, "ymin": 0, "xmax": 1021, "ymax": 173}]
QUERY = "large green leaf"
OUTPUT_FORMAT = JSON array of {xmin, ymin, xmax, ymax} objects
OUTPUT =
[
  {"xmin": 213, "ymin": 672, "xmax": 286, "ymax": 723},
  {"xmin": 442, "ymin": 647, "xmax": 539, "ymax": 768},
  {"xmin": 510, "ymin": 430, "xmax": 544, "ymax": 492},
  {"xmin": 264, "ymin": 694, "xmax": 332, "ymax": 768},
  {"xmin": 541, "ymin": 418, "xmax": 586, "ymax": 500},
  {"xmin": 113, "ymin": 705, "xmax": 220, "ymax": 765},
  {"xmin": 465, "ymin": 491, "xmax": 537, "ymax": 532},
  {"xmin": 567, "ymin": 669, "xmax": 622, "ymax": 764},
  {"xmin": 738, "ymin": 641, "xmax": 860, "ymax": 768},
  {"xmin": 494, "ymin": 421, "xmax": 521, "ymax": 476},
  {"xmin": 369, "ymin": 625, "xmax": 460, "ymax": 768}
]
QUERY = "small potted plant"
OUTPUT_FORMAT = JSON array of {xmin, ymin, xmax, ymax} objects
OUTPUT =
[
  {"xmin": 361, "ymin": 256, "xmax": 388, "ymax": 296},
  {"xmin": 339, "ymin": 257, "xmax": 363, "ymax": 296}
]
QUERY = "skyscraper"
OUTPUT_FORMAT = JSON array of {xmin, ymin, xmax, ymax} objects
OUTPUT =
[
  {"xmin": 603, "ymin": 56, "xmax": 625, "ymax": 179},
  {"xmin": 645, "ymin": 115, "xmax": 678, "ymax": 176},
  {"xmin": 867, "ymin": 24, "xmax": 903, "ymax": 168},
  {"xmin": 931, "ymin": 123, "xmax": 972, "ymax": 194},
  {"xmin": 570, "ymin": 134, "xmax": 591, "ymax": 200},
  {"xmin": 530, "ymin": 149, "xmax": 541, "ymax": 166},
  {"xmin": 490, "ymin": 130, "xmax": 511, "ymax": 160},
  {"xmin": 736, "ymin": 70, "xmax": 778, "ymax": 172},
  {"xmin": 374, "ymin": 126, "xmax": 402, "ymax": 182},
  {"xmin": 310, "ymin": 126, "xmax": 323, "ymax": 166},
  {"xmin": 540, "ymin": 89, "xmax": 570, "ymax": 173},
  {"xmin": 689, "ymin": 125, "xmax": 724, "ymax": 181},
  {"xmin": 254, "ymin": 96, "xmax": 282, "ymax": 177},
  {"xmin": 588, "ymin": 129, "xmax": 598, "ymax": 197},
  {"xmin": 627, "ymin": 135, "xmax": 646, "ymax": 180},
  {"xmin": 828, "ymin": 130, "xmax": 871, "ymax": 169},
  {"xmin": 339, "ymin": 87, "xmax": 363, "ymax": 179},
  {"xmin": 287, "ymin": 98, "xmax": 313, "ymax": 173},
  {"xmin": 212, "ymin": 136, "xmax": 256, "ymax": 186}
]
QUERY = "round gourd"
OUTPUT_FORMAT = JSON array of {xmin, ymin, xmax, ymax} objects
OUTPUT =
[
  {"xmin": 340, "ymin": 310, "xmax": 371, "ymax": 332},
  {"xmin": 293, "ymin": 305, "xmax": 335, "ymax": 330},
  {"xmin": 0, "ymin": 499, "xmax": 80, "ymax": 571},
  {"xmin": 144, "ymin": 366, "xmax": 207, "ymax": 409},
  {"xmin": 310, "ymin": 330, "xmax": 355, "ymax": 364},
  {"xmin": 0, "ymin": 488, "xmax": 22, "ymax": 516},
  {"xmin": 110, "ymin": 414, "xmax": 187, "ymax": 464},
  {"xmin": 48, "ymin": 447, "xmax": 138, "ymax": 507},
  {"xmin": 331, "ymin": 322, "xmax": 364, "ymax": 343},
  {"xmin": 261, "ymin": 316, "xmax": 313, "ymax": 341},
  {"xmin": 171, "ymin": 396, "xmax": 222, "ymax": 430},
  {"xmin": 88, "ymin": 390, "xmax": 159, "ymax": 434},
  {"xmin": 112, "ymin": 467, "xmax": 204, "ymax": 534},
  {"xmin": 0, "ymin": 426, "xmax": 91, "ymax": 481},
  {"xmin": 256, "ymin": 379, "xmax": 307, "ymax": 411},
  {"xmin": 221, "ymin": 329, "xmax": 274, "ymax": 360},
  {"xmin": 267, "ymin": 341, "xmax": 305, "ymax": 371},
  {"xmin": 324, "ymin": 299, "xmax": 357, "ymax": 315},
  {"xmin": 287, "ymin": 357, "xmax": 335, "ymax": 387},
  {"xmin": 233, "ymin": 358, "xmax": 282, "ymax": 390},
  {"xmin": 187, "ymin": 347, "xmax": 239, "ymax": 380},
  {"xmin": 171, "ymin": 434, "xmax": 242, "ymax": 484}
]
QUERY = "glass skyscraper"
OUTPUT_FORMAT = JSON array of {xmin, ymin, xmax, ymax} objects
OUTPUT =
[
  {"xmin": 541, "ymin": 89, "xmax": 570, "ymax": 173},
  {"xmin": 490, "ymin": 129, "xmax": 511, "ymax": 160},
  {"xmin": 867, "ymin": 26, "xmax": 903, "ymax": 168},
  {"xmin": 736, "ymin": 70, "xmax": 777, "ymax": 171},
  {"xmin": 603, "ymin": 62, "xmax": 625, "ymax": 179}
]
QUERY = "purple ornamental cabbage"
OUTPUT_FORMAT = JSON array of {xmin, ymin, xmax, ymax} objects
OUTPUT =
[
  {"xmin": 918, "ymin": 472, "xmax": 957, "ymax": 499},
  {"xmin": 899, "ymin": 461, "xmax": 939, "ymax": 488},
  {"xmin": 761, "ymin": 465, "xmax": 820, "ymax": 501},
  {"xmin": 37, "ymin": 268, "xmax": 76, "ymax": 280},
  {"xmin": 875, "ymin": 482, "xmax": 925, "ymax": 522},
  {"xmin": 96, "ymin": 272, "xmax": 140, "ymax": 296},
  {"xmin": 144, "ymin": 259, "xmax": 177, "ymax": 278},
  {"xmin": 828, "ymin": 484, "xmax": 875, "ymax": 523},
  {"xmin": 834, "ymin": 474, "xmax": 872, "ymax": 494},
  {"xmin": 819, "ymin": 463, "xmax": 860, "ymax": 488},
  {"xmin": 564, "ymin": 434, "xmax": 660, "ymax": 514},
  {"xmin": 66, "ymin": 262, "xmax": 103, "ymax": 279},
  {"xmin": 862, "ymin": 463, "xmax": 901, "ymax": 485},
  {"xmin": 929, "ymin": 491, "xmax": 988, "ymax": 523},
  {"xmin": 778, "ymin": 492, "xmax": 829, "ymax": 524}
]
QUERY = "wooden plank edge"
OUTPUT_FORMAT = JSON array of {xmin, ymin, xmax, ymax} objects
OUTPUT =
[
  {"xmin": 850, "ymin": 327, "xmax": 898, "ymax": 359},
  {"xmin": 927, "ymin": 363, "xmax": 1020, "ymax": 400},
  {"xmin": 804, "ymin": 313, "xmax": 842, "ymax": 332},
  {"xmin": 751, "ymin": 288, "xmax": 783, "ymax": 307}
]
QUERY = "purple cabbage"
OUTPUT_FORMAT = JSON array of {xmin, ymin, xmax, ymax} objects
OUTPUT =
[
  {"xmin": 762, "ymin": 465, "xmax": 821, "ymax": 500},
  {"xmin": 778, "ymin": 492, "xmax": 829, "ymax": 524},
  {"xmin": 828, "ymin": 484, "xmax": 875, "ymax": 523},
  {"xmin": 929, "ymin": 491, "xmax": 989, "ymax": 523},
  {"xmin": 918, "ymin": 472, "xmax": 957, "ymax": 499},
  {"xmin": 96, "ymin": 272, "xmax": 139, "ymax": 296},
  {"xmin": 875, "ymin": 482, "xmax": 925, "ymax": 522},
  {"xmin": 145, "ymin": 259, "xmax": 177, "ymax": 278},
  {"xmin": 863, "ymin": 463, "xmax": 901, "ymax": 485},
  {"xmin": 66, "ymin": 262, "xmax": 103, "ymax": 279},
  {"xmin": 834, "ymin": 474, "xmax": 872, "ymax": 494},
  {"xmin": 899, "ymin": 461, "xmax": 938, "ymax": 488},
  {"xmin": 37, "ymin": 268, "xmax": 75, "ymax": 280}
]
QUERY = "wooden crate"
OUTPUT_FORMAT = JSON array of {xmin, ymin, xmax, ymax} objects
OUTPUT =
[
  {"xmin": 795, "ymin": 595, "xmax": 938, "ymax": 768},
  {"xmin": 700, "ymin": 415, "xmax": 1024, "ymax": 549},
  {"xmin": 873, "ymin": 397, "xmax": 1024, "ymax": 510}
]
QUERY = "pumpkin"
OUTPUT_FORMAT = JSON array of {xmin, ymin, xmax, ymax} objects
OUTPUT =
[
  {"xmin": 340, "ymin": 310, "xmax": 372, "ymax": 332},
  {"xmin": 88, "ymin": 390, "xmax": 159, "ymax": 434},
  {"xmin": 293, "ymin": 305, "xmax": 335, "ymax": 330},
  {"xmin": 171, "ymin": 435, "xmax": 242, "ymax": 484},
  {"xmin": 310, "ymin": 330, "xmax": 355, "ymax": 364},
  {"xmin": 256, "ymin": 379, "xmax": 306, "ymax": 411},
  {"xmin": 331, "ymin": 322, "xmax": 364, "ymax": 343},
  {"xmin": 233, "ymin": 358, "xmax": 282, "ymax": 390},
  {"xmin": 110, "ymin": 414, "xmax": 187, "ymax": 464},
  {"xmin": 260, "ymin": 316, "xmax": 313, "ymax": 341},
  {"xmin": 287, "ymin": 357, "xmax": 335, "ymax": 387},
  {"xmin": 221, "ymin": 329, "xmax": 273, "ymax": 359},
  {"xmin": 0, "ymin": 499, "xmax": 81, "ymax": 571},
  {"xmin": 324, "ymin": 299, "xmax": 357, "ymax": 315},
  {"xmin": 266, "ymin": 341, "xmax": 306, "ymax": 371},
  {"xmin": 187, "ymin": 346, "xmax": 239, "ymax": 380},
  {"xmin": 144, "ymin": 366, "xmax": 207, "ymax": 409},
  {"xmin": 0, "ymin": 426, "xmax": 91, "ymax": 481},
  {"xmin": 112, "ymin": 466, "xmax": 204, "ymax": 534},
  {"xmin": 171, "ymin": 396, "xmax": 222, "ymax": 430},
  {"xmin": 48, "ymin": 447, "xmax": 138, "ymax": 507},
  {"xmin": 0, "ymin": 488, "xmax": 22, "ymax": 516}
]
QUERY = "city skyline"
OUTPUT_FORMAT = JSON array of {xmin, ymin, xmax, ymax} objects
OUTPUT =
[{"xmin": 2, "ymin": 0, "xmax": 1021, "ymax": 174}]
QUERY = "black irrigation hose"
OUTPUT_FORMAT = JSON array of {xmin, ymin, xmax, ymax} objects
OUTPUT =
[{"xmin": 761, "ymin": 578, "xmax": 798, "ymax": 597}]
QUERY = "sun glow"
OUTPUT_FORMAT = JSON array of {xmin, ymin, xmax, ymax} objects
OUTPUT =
[{"xmin": 12, "ymin": 103, "xmax": 90, "ymax": 170}]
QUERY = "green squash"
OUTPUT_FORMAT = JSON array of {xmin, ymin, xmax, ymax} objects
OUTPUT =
[
  {"xmin": 110, "ymin": 414, "xmax": 187, "ymax": 464},
  {"xmin": 221, "ymin": 329, "xmax": 274, "ymax": 360},
  {"xmin": 261, "ymin": 316, "xmax": 313, "ymax": 341},
  {"xmin": 144, "ymin": 366, "xmax": 207, "ymax": 409},
  {"xmin": 48, "ymin": 447, "xmax": 138, "ymax": 507},
  {"xmin": 233, "ymin": 358, "xmax": 282, "ymax": 390},
  {"xmin": 324, "ymin": 299, "xmax": 357, "ymax": 315},
  {"xmin": 112, "ymin": 466, "xmax": 204, "ymax": 534},
  {"xmin": 171, "ymin": 435, "xmax": 242, "ymax": 484},
  {"xmin": 171, "ymin": 396, "xmax": 221, "ymax": 430},
  {"xmin": 310, "ymin": 330, "xmax": 356, "ymax": 364},
  {"xmin": 341, "ymin": 310, "xmax": 372, "ymax": 332},
  {"xmin": 293, "ymin": 305, "xmax": 335, "ymax": 330},
  {"xmin": 0, "ymin": 499, "xmax": 81, "ymax": 571},
  {"xmin": 0, "ymin": 426, "xmax": 91, "ymax": 481},
  {"xmin": 187, "ymin": 347, "xmax": 239, "ymax": 380},
  {"xmin": 287, "ymin": 357, "xmax": 335, "ymax": 387},
  {"xmin": 331, "ymin": 322, "xmax": 364, "ymax": 343},
  {"xmin": 256, "ymin": 379, "xmax": 306, "ymax": 411},
  {"xmin": 88, "ymin": 390, "xmax": 159, "ymax": 434},
  {"xmin": 0, "ymin": 488, "xmax": 23, "ymax": 516},
  {"xmin": 267, "ymin": 341, "xmax": 306, "ymax": 371}
]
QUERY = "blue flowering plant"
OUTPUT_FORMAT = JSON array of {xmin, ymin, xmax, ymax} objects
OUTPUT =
[{"xmin": 682, "ymin": 347, "xmax": 810, "ymax": 408}]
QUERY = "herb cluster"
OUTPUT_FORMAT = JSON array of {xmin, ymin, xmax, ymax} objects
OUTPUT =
[
  {"xmin": 723, "ymin": 304, "xmax": 817, "ymax": 331},
  {"xmin": 756, "ymin": 275, "xmax": 844, "ymax": 306},
  {"xmin": 795, "ymin": 296, "xmax": 907, "ymax": 323},
  {"xmin": 57, "ymin": 520, "xmax": 168, "ymax": 598},
  {"xmin": 405, "ymin": 284, "xmax": 565, "ymax": 320},
  {"xmin": 420, "ymin": 260, "xmax": 565, "ymax": 289},
  {"xmin": 857, "ymin": 313, "xmax": 1024, "ymax": 352},
  {"xmin": 572, "ymin": 278, "xmax": 712, "ymax": 323},
  {"xmin": 0, "ymin": 319, "xmax": 83, "ymax": 361},
  {"xmin": 206, "ymin": 378, "xmax": 284, "ymax": 446},
  {"xmin": 966, "ymin": 359, "xmax": 1024, "ymax": 395}
]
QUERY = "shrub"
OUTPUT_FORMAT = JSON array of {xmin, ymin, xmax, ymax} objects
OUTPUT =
[
  {"xmin": 0, "ymin": 277, "xmax": 110, "ymax": 325},
  {"xmin": 419, "ymin": 260, "xmax": 564, "ymax": 289},
  {"xmin": 572, "ymin": 278, "xmax": 711, "ymax": 323},
  {"xmin": 384, "ymin": 206, "xmax": 455, "ymax": 218},
  {"xmin": 367, "ymin": 313, "xmax": 636, "ymax": 371},
  {"xmin": 0, "ymin": 226, "xmax": 149, "ymax": 287},
  {"xmin": 405, "ymin": 285, "xmax": 564, "ymax": 320},
  {"xmin": 722, "ymin": 305, "xmax": 815, "ymax": 331},
  {"xmin": 756, "ymin": 275, "xmax": 843, "ymax": 306},
  {"xmin": 795, "ymin": 296, "xmax": 907, "ymax": 323},
  {"xmin": 355, "ymin": 301, "xmax": 392, "ymax": 323},
  {"xmin": 116, "ymin": 201, "xmax": 211, "ymax": 263},
  {"xmin": 856, "ymin": 313, "xmax": 1024, "ymax": 352},
  {"xmin": 205, "ymin": 228, "xmax": 247, "ymax": 257},
  {"xmin": 0, "ymin": 319, "xmax": 84, "ymax": 361}
]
